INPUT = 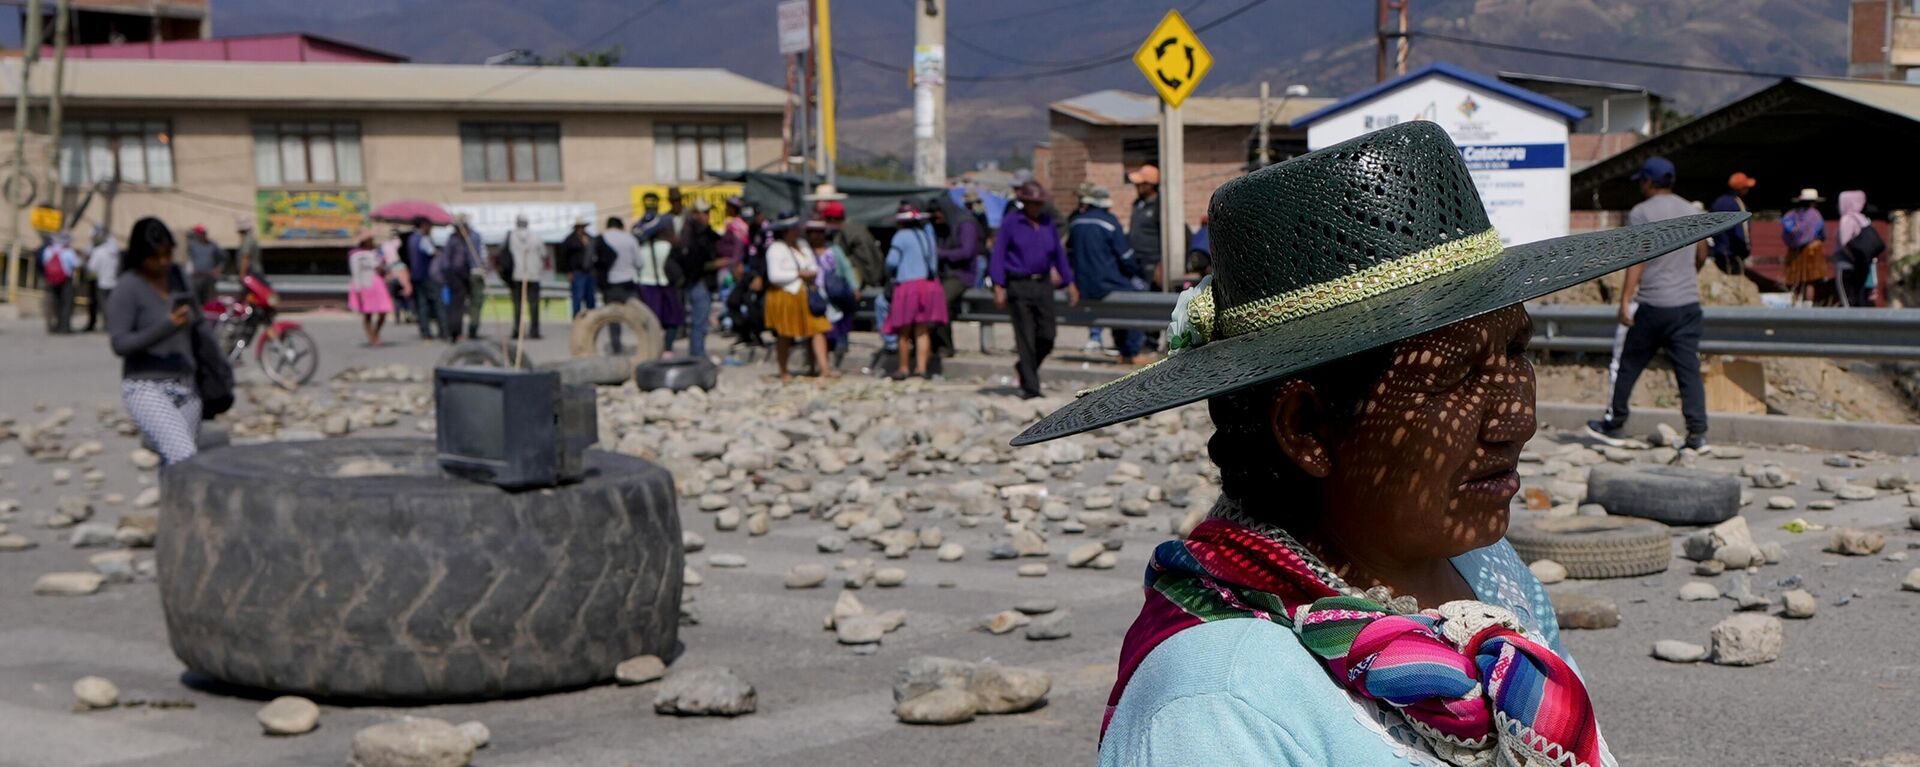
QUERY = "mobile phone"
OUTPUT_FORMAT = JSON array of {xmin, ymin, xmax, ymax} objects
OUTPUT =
[{"xmin": 173, "ymin": 296, "xmax": 194, "ymax": 311}]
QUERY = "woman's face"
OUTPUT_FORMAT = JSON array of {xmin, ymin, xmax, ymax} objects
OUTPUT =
[
  {"xmin": 141, "ymin": 244, "xmax": 173, "ymax": 277},
  {"xmin": 1312, "ymin": 305, "xmax": 1536, "ymax": 560}
]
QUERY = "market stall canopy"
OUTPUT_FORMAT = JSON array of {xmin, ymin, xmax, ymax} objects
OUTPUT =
[
  {"xmin": 1572, "ymin": 77, "xmax": 1920, "ymax": 211},
  {"xmin": 706, "ymin": 171, "xmax": 942, "ymax": 229}
]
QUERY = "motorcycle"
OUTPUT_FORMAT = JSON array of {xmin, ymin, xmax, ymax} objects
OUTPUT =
[{"xmin": 202, "ymin": 274, "xmax": 318, "ymax": 388}]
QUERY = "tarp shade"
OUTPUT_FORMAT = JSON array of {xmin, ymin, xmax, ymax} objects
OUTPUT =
[{"xmin": 707, "ymin": 171, "xmax": 943, "ymax": 229}]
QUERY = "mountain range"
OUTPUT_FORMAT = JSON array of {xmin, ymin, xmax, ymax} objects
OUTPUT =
[{"xmin": 214, "ymin": 0, "xmax": 1849, "ymax": 171}]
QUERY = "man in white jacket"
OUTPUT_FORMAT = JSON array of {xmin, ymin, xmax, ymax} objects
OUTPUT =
[{"xmin": 506, "ymin": 215, "xmax": 546, "ymax": 340}]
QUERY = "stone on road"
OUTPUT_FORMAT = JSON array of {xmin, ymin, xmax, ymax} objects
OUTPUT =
[
  {"xmin": 1552, "ymin": 593, "xmax": 1620, "ymax": 630},
  {"xmin": 257, "ymin": 696, "xmax": 320, "ymax": 736},
  {"xmin": 968, "ymin": 663, "xmax": 1052, "ymax": 714},
  {"xmin": 73, "ymin": 676, "xmax": 119, "ymax": 709},
  {"xmin": 1528, "ymin": 559, "xmax": 1567, "ymax": 585},
  {"xmin": 615, "ymin": 655, "xmax": 666, "ymax": 686},
  {"xmin": 895, "ymin": 688, "xmax": 978, "ymax": 725},
  {"xmin": 1651, "ymin": 640, "xmax": 1708, "ymax": 664},
  {"xmin": 35, "ymin": 572, "xmax": 104, "ymax": 596},
  {"xmin": 455, "ymin": 721, "xmax": 490, "ymax": 750},
  {"xmin": 1710, "ymin": 614, "xmax": 1784, "ymax": 666},
  {"xmin": 350, "ymin": 716, "xmax": 475, "ymax": 767},
  {"xmin": 1781, "ymin": 589, "xmax": 1818, "ymax": 619},
  {"xmin": 653, "ymin": 667, "xmax": 757, "ymax": 717}
]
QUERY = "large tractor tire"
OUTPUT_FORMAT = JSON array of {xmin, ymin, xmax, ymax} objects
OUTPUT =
[
  {"xmin": 570, "ymin": 302, "xmax": 664, "ymax": 367},
  {"xmin": 1506, "ymin": 515, "xmax": 1671, "ymax": 579},
  {"xmin": 157, "ymin": 438, "xmax": 681, "ymax": 701}
]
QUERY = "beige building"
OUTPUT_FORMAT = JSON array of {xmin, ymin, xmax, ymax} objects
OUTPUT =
[
  {"xmin": 1047, "ymin": 89, "xmax": 1331, "ymax": 230},
  {"xmin": 0, "ymin": 58, "xmax": 786, "ymax": 274}
]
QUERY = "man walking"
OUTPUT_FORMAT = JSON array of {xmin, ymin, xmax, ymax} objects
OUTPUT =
[
  {"xmin": 505, "ymin": 214, "xmax": 545, "ymax": 340},
  {"xmin": 40, "ymin": 234, "xmax": 79, "ymax": 334},
  {"xmin": 185, "ymin": 225, "xmax": 224, "ymax": 306},
  {"xmin": 84, "ymin": 225, "xmax": 121, "ymax": 332},
  {"xmin": 435, "ymin": 217, "xmax": 481, "ymax": 343},
  {"xmin": 990, "ymin": 181, "xmax": 1078, "ymax": 399},
  {"xmin": 235, "ymin": 216, "xmax": 261, "ymax": 280},
  {"xmin": 1707, "ymin": 173, "xmax": 1755, "ymax": 275},
  {"xmin": 1587, "ymin": 157, "xmax": 1710, "ymax": 452},
  {"xmin": 560, "ymin": 217, "xmax": 597, "ymax": 318},
  {"xmin": 1126, "ymin": 164, "xmax": 1163, "ymax": 289},
  {"xmin": 934, "ymin": 195, "xmax": 984, "ymax": 357},
  {"xmin": 676, "ymin": 198, "xmax": 723, "ymax": 359},
  {"xmin": 407, "ymin": 217, "xmax": 441, "ymax": 340},
  {"xmin": 1067, "ymin": 186, "xmax": 1148, "ymax": 363},
  {"xmin": 598, "ymin": 216, "xmax": 643, "ymax": 354}
]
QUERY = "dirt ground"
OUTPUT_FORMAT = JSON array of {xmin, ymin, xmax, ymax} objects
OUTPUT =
[{"xmin": 1535, "ymin": 263, "xmax": 1920, "ymax": 424}]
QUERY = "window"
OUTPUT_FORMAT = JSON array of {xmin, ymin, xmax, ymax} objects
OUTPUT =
[
  {"xmin": 59, "ymin": 120, "xmax": 173, "ymax": 186},
  {"xmin": 254, "ymin": 121, "xmax": 363, "ymax": 187},
  {"xmin": 653, "ymin": 123, "xmax": 746, "ymax": 183},
  {"xmin": 460, "ymin": 123, "xmax": 561, "ymax": 183}
]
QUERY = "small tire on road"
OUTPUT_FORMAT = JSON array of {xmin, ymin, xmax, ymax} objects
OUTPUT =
[
  {"xmin": 1585, "ymin": 464, "xmax": 1741, "ymax": 526},
  {"xmin": 1506, "ymin": 515, "xmax": 1671, "ymax": 579},
  {"xmin": 540, "ymin": 356, "xmax": 632, "ymax": 386},
  {"xmin": 633, "ymin": 358, "xmax": 719, "ymax": 392},
  {"xmin": 157, "ymin": 438, "xmax": 682, "ymax": 701},
  {"xmin": 570, "ymin": 302, "xmax": 664, "ymax": 366},
  {"xmin": 435, "ymin": 340, "xmax": 535, "ymax": 370}
]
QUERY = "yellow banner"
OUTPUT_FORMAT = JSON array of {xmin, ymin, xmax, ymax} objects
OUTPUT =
[
  {"xmin": 630, "ymin": 184, "xmax": 742, "ymax": 233},
  {"xmin": 29, "ymin": 206, "xmax": 63, "ymax": 234}
]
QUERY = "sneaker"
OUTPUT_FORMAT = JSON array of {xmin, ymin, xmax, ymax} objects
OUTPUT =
[
  {"xmin": 1583, "ymin": 419, "xmax": 1629, "ymax": 446},
  {"xmin": 1683, "ymin": 434, "xmax": 1711, "ymax": 454},
  {"xmin": 1081, "ymin": 340, "xmax": 1103, "ymax": 355}
]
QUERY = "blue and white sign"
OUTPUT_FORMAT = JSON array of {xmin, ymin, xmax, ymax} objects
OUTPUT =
[{"xmin": 1293, "ymin": 63, "xmax": 1584, "ymax": 247}]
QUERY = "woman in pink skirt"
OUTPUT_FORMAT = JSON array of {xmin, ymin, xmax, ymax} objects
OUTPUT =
[
  {"xmin": 347, "ymin": 231, "xmax": 395, "ymax": 346},
  {"xmin": 882, "ymin": 202, "xmax": 949, "ymax": 380}
]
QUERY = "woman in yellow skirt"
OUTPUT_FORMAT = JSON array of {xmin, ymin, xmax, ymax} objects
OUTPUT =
[{"xmin": 763, "ymin": 213, "xmax": 835, "ymax": 381}]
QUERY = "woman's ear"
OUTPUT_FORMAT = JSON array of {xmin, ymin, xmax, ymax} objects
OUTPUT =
[{"xmin": 1269, "ymin": 379, "xmax": 1333, "ymax": 479}]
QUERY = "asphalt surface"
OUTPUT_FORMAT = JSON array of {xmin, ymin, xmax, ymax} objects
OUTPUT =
[{"xmin": 0, "ymin": 312, "xmax": 1917, "ymax": 767}]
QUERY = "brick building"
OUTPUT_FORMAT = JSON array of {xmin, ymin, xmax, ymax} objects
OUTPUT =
[
  {"xmin": 1046, "ymin": 89, "xmax": 1330, "ymax": 231},
  {"xmin": 1849, "ymin": 0, "xmax": 1920, "ymax": 81}
]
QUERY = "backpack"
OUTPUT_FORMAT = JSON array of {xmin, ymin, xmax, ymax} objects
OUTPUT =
[
  {"xmin": 43, "ymin": 248, "xmax": 69, "ymax": 287},
  {"xmin": 1844, "ymin": 224, "xmax": 1886, "ymax": 268}
]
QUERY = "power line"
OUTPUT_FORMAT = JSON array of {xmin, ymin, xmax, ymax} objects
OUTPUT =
[
  {"xmin": 1410, "ymin": 30, "xmax": 1812, "ymax": 80},
  {"xmin": 947, "ymin": 0, "xmax": 1210, "ymax": 70},
  {"xmin": 842, "ymin": 0, "xmax": 1270, "ymax": 83}
]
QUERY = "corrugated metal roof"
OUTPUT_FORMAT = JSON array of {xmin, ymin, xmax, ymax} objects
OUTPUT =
[
  {"xmin": 1051, "ymin": 89, "xmax": 1333, "ymax": 127},
  {"xmin": 1291, "ymin": 62, "xmax": 1587, "ymax": 127},
  {"xmin": 1794, "ymin": 76, "xmax": 1920, "ymax": 120},
  {"xmin": 0, "ymin": 59, "xmax": 787, "ymax": 113}
]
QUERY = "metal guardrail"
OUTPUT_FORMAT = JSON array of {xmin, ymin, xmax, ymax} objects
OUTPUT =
[{"xmin": 244, "ymin": 275, "xmax": 1920, "ymax": 360}]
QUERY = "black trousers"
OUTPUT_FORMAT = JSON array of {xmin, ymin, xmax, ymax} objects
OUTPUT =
[
  {"xmin": 1838, "ymin": 265, "xmax": 1871, "ymax": 307},
  {"xmin": 936, "ymin": 274, "xmax": 968, "ymax": 356},
  {"xmin": 441, "ymin": 285, "xmax": 469, "ymax": 342},
  {"xmin": 1005, "ymin": 278, "xmax": 1057, "ymax": 397},
  {"xmin": 510, "ymin": 279, "xmax": 541, "ymax": 337},
  {"xmin": 81, "ymin": 277, "xmax": 102, "ymax": 332},
  {"xmin": 45, "ymin": 280, "xmax": 75, "ymax": 333},
  {"xmin": 1605, "ymin": 302, "xmax": 1707, "ymax": 436},
  {"xmin": 415, "ymin": 277, "xmax": 440, "ymax": 339}
]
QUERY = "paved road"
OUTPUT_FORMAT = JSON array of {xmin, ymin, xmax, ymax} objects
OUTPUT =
[{"xmin": 0, "ymin": 315, "xmax": 1917, "ymax": 767}]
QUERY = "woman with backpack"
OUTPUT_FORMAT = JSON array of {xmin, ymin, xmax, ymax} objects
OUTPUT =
[
  {"xmin": 805, "ymin": 217, "xmax": 859, "ymax": 361},
  {"xmin": 882, "ymin": 202, "xmax": 949, "ymax": 380},
  {"xmin": 1835, "ymin": 190, "xmax": 1883, "ymax": 308},
  {"xmin": 635, "ymin": 221, "xmax": 686, "ymax": 353}
]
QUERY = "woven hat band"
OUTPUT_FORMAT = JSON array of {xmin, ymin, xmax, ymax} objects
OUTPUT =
[{"xmin": 1216, "ymin": 228, "xmax": 1504, "ymax": 339}]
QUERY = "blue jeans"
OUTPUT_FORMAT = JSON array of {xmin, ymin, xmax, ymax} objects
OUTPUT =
[
  {"xmin": 874, "ymin": 290, "xmax": 898, "ymax": 352},
  {"xmin": 1115, "ymin": 329, "xmax": 1144, "ymax": 358},
  {"xmin": 687, "ymin": 282, "xmax": 713, "ymax": 358},
  {"xmin": 569, "ymin": 272, "xmax": 598, "ymax": 317}
]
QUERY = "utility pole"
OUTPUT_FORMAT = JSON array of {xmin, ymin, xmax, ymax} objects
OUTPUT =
[
  {"xmin": 1256, "ymin": 81, "xmax": 1270, "ymax": 168},
  {"xmin": 912, "ymin": 0, "xmax": 945, "ymax": 187},
  {"xmin": 815, "ymin": 0, "xmax": 837, "ymax": 185},
  {"xmin": 46, "ymin": 0, "xmax": 70, "ymax": 222},
  {"xmin": 1376, "ymin": 0, "xmax": 1410, "ymax": 81},
  {"xmin": 5, "ymin": 0, "xmax": 44, "ymax": 307}
]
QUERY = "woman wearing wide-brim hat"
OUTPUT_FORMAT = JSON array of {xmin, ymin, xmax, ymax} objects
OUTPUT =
[
  {"xmin": 1015, "ymin": 122, "xmax": 1743, "ymax": 767},
  {"xmin": 762, "ymin": 212, "xmax": 835, "ymax": 381},
  {"xmin": 1781, "ymin": 187, "xmax": 1829, "ymax": 305}
]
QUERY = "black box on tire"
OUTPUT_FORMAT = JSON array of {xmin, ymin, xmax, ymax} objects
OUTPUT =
[{"xmin": 157, "ymin": 438, "xmax": 681, "ymax": 701}]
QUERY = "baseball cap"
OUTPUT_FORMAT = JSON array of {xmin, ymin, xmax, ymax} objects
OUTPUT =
[
  {"xmin": 1630, "ymin": 156, "xmax": 1676, "ymax": 185},
  {"xmin": 1126, "ymin": 164, "xmax": 1160, "ymax": 186},
  {"xmin": 1727, "ymin": 172, "xmax": 1757, "ymax": 192}
]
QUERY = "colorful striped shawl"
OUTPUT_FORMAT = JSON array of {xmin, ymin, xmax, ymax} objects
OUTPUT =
[{"xmin": 1102, "ymin": 517, "xmax": 1602, "ymax": 767}]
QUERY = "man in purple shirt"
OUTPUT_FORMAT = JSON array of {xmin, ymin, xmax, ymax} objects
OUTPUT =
[{"xmin": 991, "ymin": 181, "xmax": 1080, "ymax": 399}]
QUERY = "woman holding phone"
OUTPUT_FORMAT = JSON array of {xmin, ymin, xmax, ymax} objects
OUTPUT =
[{"xmin": 107, "ymin": 218, "xmax": 202, "ymax": 466}]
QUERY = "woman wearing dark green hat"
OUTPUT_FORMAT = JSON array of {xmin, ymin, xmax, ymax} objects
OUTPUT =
[{"xmin": 1015, "ymin": 121, "xmax": 1743, "ymax": 767}]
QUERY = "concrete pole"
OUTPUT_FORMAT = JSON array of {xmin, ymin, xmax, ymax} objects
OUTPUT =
[
  {"xmin": 1257, "ymin": 81, "xmax": 1270, "ymax": 168},
  {"xmin": 1160, "ymin": 101, "xmax": 1185, "ymax": 292},
  {"xmin": 912, "ymin": 0, "xmax": 945, "ymax": 186},
  {"xmin": 45, "ymin": 0, "xmax": 69, "ymax": 219},
  {"xmin": 5, "ymin": 0, "xmax": 43, "ymax": 307}
]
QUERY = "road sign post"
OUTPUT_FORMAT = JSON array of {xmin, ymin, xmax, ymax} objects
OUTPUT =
[{"xmin": 1133, "ymin": 10, "xmax": 1212, "ymax": 293}]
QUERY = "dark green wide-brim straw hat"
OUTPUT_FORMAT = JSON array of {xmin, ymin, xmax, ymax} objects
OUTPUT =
[{"xmin": 1014, "ymin": 120, "xmax": 1745, "ymax": 446}]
